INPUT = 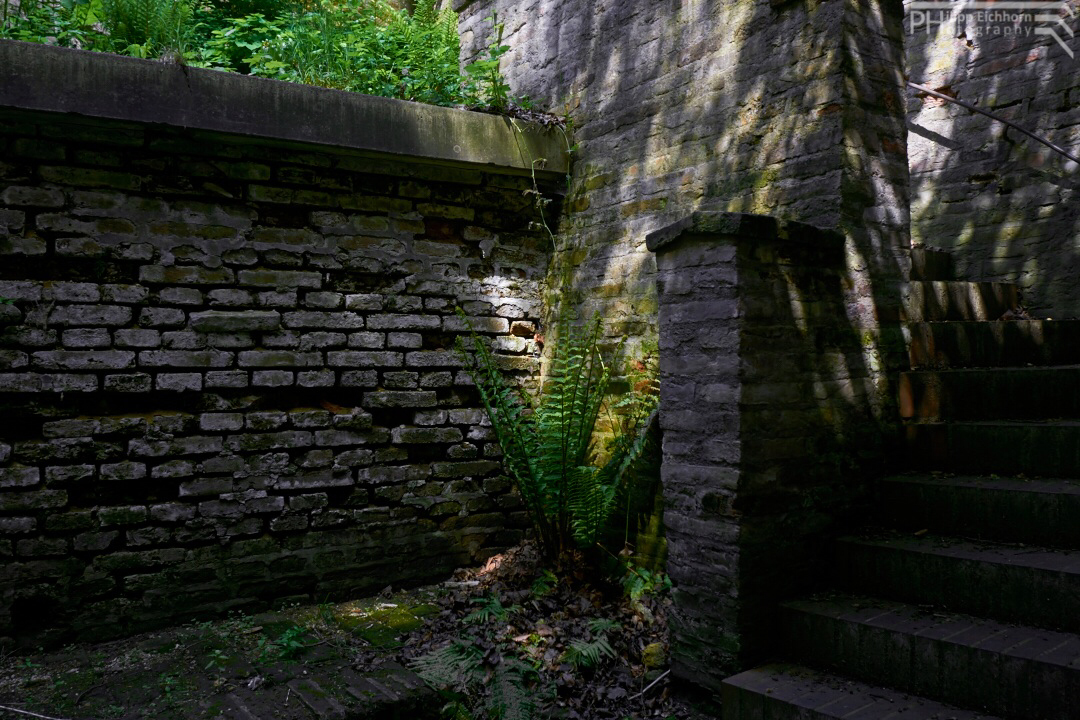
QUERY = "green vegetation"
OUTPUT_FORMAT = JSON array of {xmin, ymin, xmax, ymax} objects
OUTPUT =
[
  {"xmin": 457, "ymin": 310, "xmax": 658, "ymax": 563},
  {"xmin": 0, "ymin": 0, "xmax": 521, "ymax": 110}
]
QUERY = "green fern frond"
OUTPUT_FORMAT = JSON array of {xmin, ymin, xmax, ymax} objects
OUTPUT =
[
  {"xmin": 411, "ymin": 639, "xmax": 483, "ymax": 691},
  {"xmin": 587, "ymin": 617, "xmax": 620, "ymax": 634},
  {"xmin": 486, "ymin": 661, "xmax": 536, "ymax": 720},
  {"xmin": 560, "ymin": 636, "xmax": 616, "ymax": 670}
]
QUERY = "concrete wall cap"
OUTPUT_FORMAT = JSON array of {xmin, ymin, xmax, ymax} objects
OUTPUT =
[{"xmin": 0, "ymin": 39, "xmax": 569, "ymax": 180}]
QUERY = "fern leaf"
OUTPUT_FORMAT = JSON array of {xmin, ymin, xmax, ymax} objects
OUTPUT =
[{"xmin": 411, "ymin": 640, "xmax": 483, "ymax": 691}]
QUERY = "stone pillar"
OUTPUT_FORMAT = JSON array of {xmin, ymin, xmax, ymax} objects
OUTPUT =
[{"xmin": 648, "ymin": 212, "xmax": 875, "ymax": 690}]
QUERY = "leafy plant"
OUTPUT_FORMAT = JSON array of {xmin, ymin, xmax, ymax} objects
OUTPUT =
[
  {"xmin": 413, "ymin": 639, "xmax": 538, "ymax": 720},
  {"xmin": 463, "ymin": 12, "xmax": 511, "ymax": 111},
  {"xmin": 457, "ymin": 310, "xmax": 657, "ymax": 562},
  {"xmin": 98, "ymin": 0, "xmax": 194, "ymax": 57},
  {"xmin": 465, "ymin": 594, "xmax": 516, "ymax": 625},
  {"xmin": 561, "ymin": 635, "xmax": 615, "ymax": 670},
  {"xmin": 255, "ymin": 625, "xmax": 308, "ymax": 663}
]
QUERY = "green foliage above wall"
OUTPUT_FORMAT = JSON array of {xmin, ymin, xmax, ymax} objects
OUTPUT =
[{"xmin": 0, "ymin": 0, "xmax": 518, "ymax": 110}]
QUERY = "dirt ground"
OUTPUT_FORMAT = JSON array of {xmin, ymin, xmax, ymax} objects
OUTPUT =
[{"xmin": 0, "ymin": 543, "xmax": 722, "ymax": 720}]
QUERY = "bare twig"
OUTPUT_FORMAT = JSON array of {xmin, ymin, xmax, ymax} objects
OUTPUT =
[
  {"xmin": 74, "ymin": 681, "xmax": 105, "ymax": 706},
  {"xmin": 0, "ymin": 704, "xmax": 76, "ymax": 720},
  {"xmin": 628, "ymin": 669, "xmax": 670, "ymax": 701}
]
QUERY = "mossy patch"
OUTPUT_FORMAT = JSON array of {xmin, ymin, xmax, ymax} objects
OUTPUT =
[{"xmin": 331, "ymin": 601, "xmax": 440, "ymax": 648}]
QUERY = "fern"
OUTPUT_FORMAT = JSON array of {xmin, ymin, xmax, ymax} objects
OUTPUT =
[
  {"xmin": 457, "ymin": 309, "xmax": 657, "ymax": 561},
  {"xmin": 560, "ymin": 636, "xmax": 616, "ymax": 670},
  {"xmin": 99, "ymin": 0, "xmax": 193, "ymax": 56},
  {"xmin": 486, "ymin": 660, "xmax": 536, "ymax": 720},
  {"xmin": 412, "ymin": 639, "xmax": 483, "ymax": 692}
]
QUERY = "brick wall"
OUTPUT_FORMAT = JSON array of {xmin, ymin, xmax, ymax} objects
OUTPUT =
[
  {"xmin": 905, "ymin": 0, "xmax": 1080, "ymax": 315},
  {"xmin": 0, "ymin": 104, "xmax": 560, "ymax": 646}
]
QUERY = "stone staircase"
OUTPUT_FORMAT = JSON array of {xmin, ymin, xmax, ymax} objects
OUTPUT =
[{"xmin": 720, "ymin": 248, "xmax": 1080, "ymax": 719}]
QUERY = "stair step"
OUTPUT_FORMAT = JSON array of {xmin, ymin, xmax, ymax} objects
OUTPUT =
[
  {"xmin": 782, "ymin": 594, "xmax": 1080, "ymax": 720},
  {"xmin": 721, "ymin": 664, "xmax": 1000, "ymax": 720},
  {"xmin": 879, "ymin": 474, "xmax": 1080, "ymax": 547},
  {"xmin": 905, "ymin": 319, "xmax": 1080, "ymax": 369},
  {"xmin": 900, "ymin": 366, "xmax": 1080, "ymax": 421},
  {"xmin": 836, "ymin": 533, "xmax": 1080, "ymax": 632},
  {"xmin": 904, "ymin": 421, "xmax": 1080, "ymax": 477},
  {"xmin": 910, "ymin": 247, "xmax": 955, "ymax": 282},
  {"xmin": 901, "ymin": 282, "xmax": 1018, "ymax": 322}
]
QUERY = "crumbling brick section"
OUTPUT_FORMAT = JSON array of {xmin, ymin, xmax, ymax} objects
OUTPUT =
[{"xmin": 0, "ymin": 109, "xmax": 554, "ymax": 647}]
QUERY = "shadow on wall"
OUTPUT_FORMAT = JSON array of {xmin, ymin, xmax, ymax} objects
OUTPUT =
[
  {"xmin": 460, "ymin": 0, "xmax": 912, "ymax": 681},
  {"xmin": 905, "ymin": 0, "xmax": 1080, "ymax": 316}
]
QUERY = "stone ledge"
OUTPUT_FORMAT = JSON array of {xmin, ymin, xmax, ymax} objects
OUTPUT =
[
  {"xmin": 645, "ymin": 211, "xmax": 845, "ymax": 253},
  {"xmin": 0, "ymin": 40, "xmax": 569, "ymax": 180}
]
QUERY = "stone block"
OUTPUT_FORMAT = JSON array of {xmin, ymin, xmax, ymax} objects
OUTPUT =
[
  {"xmin": 405, "ymin": 351, "xmax": 465, "ymax": 367},
  {"xmin": 45, "ymin": 464, "xmax": 95, "ymax": 484},
  {"xmin": 158, "ymin": 287, "xmax": 203, "ymax": 306},
  {"xmin": 200, "ymin": 413, "xmax": 245, "ymax": 432},
  {"xmin": 274, "ymin": 470, "xmax": 353, "ymax": 490},
  {"xmin": 348, "ymin": 331, "xmax": 385, "ymax": 348},
  {"xmin": 297, "ymin": 369, "xmax": 335, "ymax": 387},
  {"xmin": 150, "ymin": 460, "xmax": 194, "ymax": 479},
  {"xmin": 238, "ymin": 269, "xmax": 323, "ymax": 289},
  {"xmin": 74, "ymin": 531, "xmax": 119, "ymax": 552},
  {"xmin": 98, "ymin": 505, "xmax": 148, "ymax": 526},
  {"xmin": 366, "ymin": 314, "xmax": 441, "ymax": 330},
  {"xmin": 156, "ymin": 373, "xmax": 203, "ymax": 391},
  {"xmin": 32, "ymin": 350, "xmax": 134, "ymax": 371},
  {"xmin": 327, "ymin": 350, "xmax": 402, "ymax": 367},
  {"xmin": 138, "ymin": 307, "xmax": 186, "ymax": 327},
  {"xmin": 252, "ymin": 370, "xmax": 294, "ymax": 387},
  {"xmin": 149, "ymin": 503, "xmax": 196, "ymax": 523},
  {"xmin": 104, "ymin": 373, "xmax": 153, "ymax": 392},
  {"xmin": 283, "ymin": 311, "xmax": 364, "ymax": 329},
  {"xmin": 224, "ymin": 431, "xmax": 313, "ymax": 452},
  {"xmin": 48, "ymin": 305, "xmax": 132, "ymax": 327},
  {"xmin": 0, "ymin": 466, "xmax": 39, "ymax": 488},
  {"xmin": 102, "ymin": 284, "xmax": 149, "ymax": 304},
  {"xmin": 239, "ymin": 350, "xmax": 322, "ymax": 367},
  {"xmin": 100, "ymin": 461, "xmax": 147, "ymax": 481},
  {"xmin": 344, "ymin": 294, "xmax": 383, "ymax": 311},
  {"xmin": 62, "ymin": 328, "xmax": 111, "ymax": 348},
  {"xmin": 205, "ymin": 370, "xmax": 249, "ymax": 388},
  {"xmin": 0, "ymin": 517, "xmax": 36, "ymax": 534},
  {"xmin": 392, "ymin": 427, "xmax": 464, "ymax": 444},
  {"xmin": 340, "ymin": 370, "xmax": 378, "ymax": 387},
  {"xmin": 191, "ymin": 310, "xmax": 281, "ymax": 332},
  {"xmin": 139, "ymin": 266, "xmax": 235, "ymax": 285},
  {"xmin": 0, "ymin": 489, "xmax": 67, "ymax": 511},
  {"xmin": 364, "ymin": 391, "xmax": 438, "ymax": 408}
]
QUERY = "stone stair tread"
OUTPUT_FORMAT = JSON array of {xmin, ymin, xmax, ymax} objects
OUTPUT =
[
  {"xmin": 905, "ymin": 319, "xmax": 1080, "ymax": 369},
  {"xmin": 784, "ymin": 593, "xmax": 1080, "ymax": 669},
  {"xmin": 882, "ymin": 473, "xmax": 1080, "ymax": 494},
  {"xmin": 722, "ymin": 663, "xmax": 1002, "ymax": 720},
  {"xmin": 839, "ymin": 532, "xmax": 1080, "ymax": 573},
  {"xmin": 899, "ymin": 365, "xmax": 1080, "ymax": 420},
  {"xmin": 901, "ymin": 281, "xmax": 1019, "ymax": 322}
]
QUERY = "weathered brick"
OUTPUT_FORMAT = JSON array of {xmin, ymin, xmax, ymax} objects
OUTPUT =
[
  {"xmin": 246, "ymin": 411, "xmax": 288, "ymax": 430},
  {"xmin": 344, "ymin": 294, "xmax": 383, "ymax": 311},
  {"xmin": 74, "ymin": 531, "xmax": 119, "ymax": 552},
  {"xmin": 224, "ymin": 431, "xmax": 312, "ymax": 451},
  {"xmin": 366, "ymin": 314, "xmax": 441, "ymax": 330},
  {"xmin": 238, "ymin": 269, "xmax": 322, "ymax": 289},
  {"xmin": 49, "ymin": 305, "xmax": 132, "ymax": 327},
  {"xmin": 149, "ymin": 503, "xmax": 196, "ymax": 523},
  {"xmin": 102, "ymin": 284, "xmax": 149, "ymax": 304},
  {"xmin": 405, "ymin": 351, "xmax": 465, "ymax": 367},
  {"xmin": 0, "ymin": 281, "xmax": 42, "ymax": 302},
  {"xmin": 41, "ymin": 374, "xmax": 99, "ymax": 392},
  {"xmin": 392, "ymin": 427, "xmax": 463, "ymax": 444},
  {"xmin": 190, "ymin": 310, "xmax": 281, "ymax": 332},
  {"xmin": 348, "ymin": 332, "xmax": 385, "ymax": 348},
  {"xmin": 297, "ymin": 369, "xmax": 335, "ymax": 387},
  {"xmin": 45, "ymin": 464, "xmax": 95, "ymax": 484},
  {"xmin": 207, "ymin": 288, "xmax": 254, "ymax": 306},
  {"xmin": 387, "ymin": 332, "xmax": 423, "ymax": 348},
  {"xmin": 114, "ymin": 329, "xmax": 161, "ymax": 348},
  {"xmin": 0, "ymin": 489, "xmax": 67, "ymax": 511},
  {"xmin": 100, "ymin": 461, "xmax": 147, "ymax": 481},
  {"xmin": 156, "ymin": 373, "xmax": 203, "ymax": 391},
  {"xmin": 138, "ymin": 307, "xmax": 186, "ymax": 327},
  {"xmin": 97, "ymin": 505, "xmax": 148, "ymax": 526},
  {"xmin": 0, "ymin": 466, "xmax": 39, "ymax": 488},
  {"xmin": 62, "ymin": 328, "xmax": 111, "ymax": 348},
  {"xmin": 18, "ymin": 538, "xmax": 69, "ymax": 556},
  {"xmin": 274, "ymin": 470, "xmax": 353, "ymax": 490},
  {"xmin": 364, "ymin": 391, "xmax": 438, "ymax": 408},
  {"xmin": 158, "ymin": 287, "xmax": 204, "ymax": 305},
  {"xmin": 199, "ymin": 413, "xmax": 245, "ymax": 432},
  {"xmin": 0, "ymin": 517, "xmax": 37, "ymax": 534},
  {"xmin": 239, "ymin": 350, "xmax": 323, "ymax": 367},
  {"xmin": 150, "ymin": 460, "xmax": 194, "ymax": 479},
  {"xmin": 283, "ymin": 311, "xmax": 364, "ymax": 329},
  {"xmin": 139, "ymin": 266, "xmax": 235, "ymax": 285},
  {"xmin": 129, "ymin": 436, "xmax": 224, "ymax": 458},
  {"xmin": 303, "ymin": 292, "xmax": 343, "ymax": 309},
  {"xmin": 326, "ymin": 350, "xmax": 402, "ymax": 367},
  {"xmin": 205, "ymin": 370, "xmax": 249, "ymax": 388},
  {"xmin": 252, "ymin": 370, "xmax": 294, "ymax": 387},
  {"xmin": 298, "ymin": 332, "xmax": 346, "ymax": 350},
  {"xmin": 138, "ymin": 350, "xmax": 232, "ymax": 368},
  {"xmin": 42, "ymin": 419, "xmax": 100, "ymax": 438},
  {"xmin": 104, "ymin": 373, "xmax": 152, "ymax": 392},
  {"xmin": 33, "ymin": 350, "xmax": 134, "ymax": 371},
  {"xmin": 44, "ymin": 282, "xmax": 100, "ymax": 302},
  {"xmin": 0, "ymin": 350, "xmax": 28, "ymax": 370},
  {"xmin": 442, "ymin": 315, "xmax": 510, "ymax": 333},
  {"xmin": 340, "ymin": 370, "xmax": 378, "ymax": 387}
]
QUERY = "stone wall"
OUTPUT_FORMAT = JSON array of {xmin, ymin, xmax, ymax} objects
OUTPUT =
[
  {"xmin": 459, "ymin": 0, "xmax": 909, "ymax": 358},
  {"xmin": 0, "ymin": 42, "xmax": 567, "ymax": 647},
  {"xmin": 905, "ymin": 0, "xmax": 1080, "ymax": 315},
  {"xmin": 649, "ymin": 213, "xmax": 884, "ymax": 689},
  {"xmin": 460, "ymin": 0, "xmax": 911, "ymax": 690}
]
